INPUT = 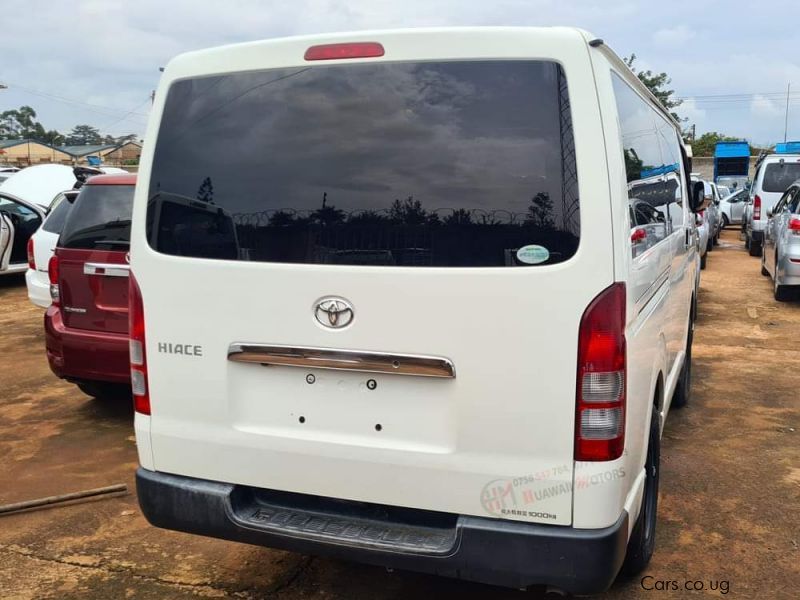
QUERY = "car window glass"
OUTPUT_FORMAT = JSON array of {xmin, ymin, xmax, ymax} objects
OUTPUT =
[
  {"xmin": 147, "ymin": 60, "xmax": 580, "ymax": 267},
  {"xmin": 42, "ymin": 197, "xmax": 73, "ymax": 234},
  {"xmin": 612, "ymin": 72, "xmax": 677, "ymax": 257},
  {"xmin": 773, "ymin": 189, "xmax": 793, "ymax": 214},
  {"xmin": 790, "ymin": 189, "xmax": 800, "ymax": 213},
  {"xmin": 763, "ymin": 162, "xmax": 800, "ymax": 193}
]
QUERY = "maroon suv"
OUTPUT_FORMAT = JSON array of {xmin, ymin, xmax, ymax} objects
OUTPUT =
[{"xmin": 45, "ymin": 173, "xmax": 136, "ymax": 398}]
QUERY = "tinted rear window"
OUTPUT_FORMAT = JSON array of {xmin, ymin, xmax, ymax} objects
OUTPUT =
[
  {"xmin": 60, "ymin": 185, "xmax": 134, "ymax": 249},
  {"xmin": 42, "ymin": 198, "xmax": 73, "ymax": 234},
  {"xmin": 763, "ymin": 162, "xmax": 800, "ymax": 193},
  {"xmin": 147, "ymin": 60, "xmax": 579, "ymax": 267}
]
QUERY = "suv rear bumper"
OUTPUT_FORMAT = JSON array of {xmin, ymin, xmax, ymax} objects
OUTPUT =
[
  {"xmin": 136, "ymin": 467, "xmax": 629, "ymax": 594},
  {"xmin": 44, "ymin": 305, "xmax": 130, "ymax": 384}
]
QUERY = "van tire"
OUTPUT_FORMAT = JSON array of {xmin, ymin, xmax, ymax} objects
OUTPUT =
[
  {"xmin": 76, "ymin": 381, "xmax": 131, "ymax": 400},
  {"xmin": 748, "ymin": 240, "xmax": 762, "ymax": 257},
  {"xmin": 671, "ymin": 321, "xmax": 693, "ymax": 409},
  {"xmin": 621, "ymin": 413, "xmax": 660, "ymax": 577}
]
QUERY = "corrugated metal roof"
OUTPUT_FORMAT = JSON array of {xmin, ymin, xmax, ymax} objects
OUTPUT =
[{"xmin": 56, "ymin": 144, "xmax": 116, "ymax": 157}]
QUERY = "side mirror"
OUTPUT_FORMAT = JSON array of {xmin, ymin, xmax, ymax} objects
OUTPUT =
[{"xmin": 690, "ymin": 181, "xmax": 709, "ymax": 212}]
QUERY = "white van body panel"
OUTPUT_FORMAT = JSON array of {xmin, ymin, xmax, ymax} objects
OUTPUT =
[
  {"xmin": 750, "ymin": 155, "xmax": 800, "ymax": 234},
  {"xmin": 133, "ymin": 27, "xmax": 694, "ymax": 545},
  {"xmin": 133, "ymin": 28, "xmax": 616, "ymax": 527}
]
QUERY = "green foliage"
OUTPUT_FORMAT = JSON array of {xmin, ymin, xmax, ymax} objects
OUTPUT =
[
  {"xmin": 691, "ymin": 132, "xmax": 741, "ymax": 156},
  {"xmin": 0, "ymin": 106, "xmax": 46, "ymax": 140},
  {"xmin": 624, "ymin": 54, "xmax": 683, "ymax": 123},
  {"xmin": 65, "ymin": 124, "xmax": 102, "ymax": 145}
]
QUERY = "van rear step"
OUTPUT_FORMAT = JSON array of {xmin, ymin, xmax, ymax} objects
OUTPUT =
[
  {"xmin": 231, "ymin": 487, "xmax": 458, "ymax": 554},
  {"xmin": 137, "ymin": 467, "xmax": 629, "ymax": 593}
]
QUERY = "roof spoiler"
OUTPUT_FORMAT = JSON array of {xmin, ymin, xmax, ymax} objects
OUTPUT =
[{"xmin": 72, "ymin": 166, "xmax": 104, "ymax": 190}]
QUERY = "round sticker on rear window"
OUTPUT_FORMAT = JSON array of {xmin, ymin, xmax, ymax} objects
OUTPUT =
[{"xmin": 516, "ymin": 245, "xmax": 550, "ymax": 265}]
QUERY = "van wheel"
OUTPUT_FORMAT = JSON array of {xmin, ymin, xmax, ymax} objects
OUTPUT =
[
  {"xmin": 700, "ymin": 253, "xmax": 707, "ymax": 270},
  {"xmin": 774, "ymin": 275, "xmax": 790, "ymax": 302},
  {"xmin": 76, "ymin": 381, "xmax": 131, "ymax": 400},
  {"xmin": 761, "ymin": 262, "xmax": 769, "ymax": 277},
  {"xmin": 707, "ymin": 237, "xmax": 713, "ymax": 252},
  {"xmin": 749, "ymin": 240, "xmax": 762, "ymax": 257},
  {"xmin": 621, "ymin": 413, "xmax": 660, "ymax": 576},
  {"xmin": 671, "ymin": 322, "xmax": 693, "ymax": 409}
]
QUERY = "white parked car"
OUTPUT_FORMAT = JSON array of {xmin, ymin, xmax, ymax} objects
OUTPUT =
[
  {"xmin": 24, "ymin": 190, "xmax": 78, "ymax": 307},
  {"xmin": 0, "ymin": 165, "xmax": 76, "ymax": 278},
  {"xmin": 131, "ymin": 28, "xmax": 704, "ymax": 595},
  {"xmin": 718, "ymin": 188, "xmax": 749, "ymax": 227}
]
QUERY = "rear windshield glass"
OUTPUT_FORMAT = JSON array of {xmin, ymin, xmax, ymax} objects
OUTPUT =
[
  {"xmin": 147, "ymin": 60, "xmax": 579, "ymax": 267},
  {"xmin": 763, "ymin": 162, "xmax": 800, "ymax": 193},
  {"xmin": 42, "ymin": 198, "xmax": 73, "ymax": 234},
  {"xmin": 60, "ymin": 185, "xmax": 134, "ymax": 249}
]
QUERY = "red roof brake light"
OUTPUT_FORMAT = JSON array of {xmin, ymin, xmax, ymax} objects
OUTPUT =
[{"xmin": 304, "ymin": 42, "xmax": 385, "ymax": 61}]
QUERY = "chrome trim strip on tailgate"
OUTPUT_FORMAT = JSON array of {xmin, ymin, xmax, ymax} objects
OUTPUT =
[
  {"xmin": 227, "ymin": 344, "xmax": 456, "ymax": 378},
  {"xmin": 83, "ymin": 262, "xmax": 130, "ymax": 277}
]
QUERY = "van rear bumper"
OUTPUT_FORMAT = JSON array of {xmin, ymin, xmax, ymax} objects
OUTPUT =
[{"xmin": 136, "ymin": 467, "xmax": 629, "ymax": 594}]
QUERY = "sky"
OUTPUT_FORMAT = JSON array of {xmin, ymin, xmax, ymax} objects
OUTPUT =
[{"xmin": 2, "ymin": 0, "xmax": 800, "ymax": 146}]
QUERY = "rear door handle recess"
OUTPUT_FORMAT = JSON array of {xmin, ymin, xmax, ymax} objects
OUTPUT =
[{"xmin": 227, "ymin": 344, "xmax": 456, "ymax": 378}]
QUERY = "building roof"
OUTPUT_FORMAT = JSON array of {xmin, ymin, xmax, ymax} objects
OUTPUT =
[
  {"xmin": 57, "ymin": 144, "xmax": 117, "ymax": 157},
  {"xmin": 0, "ymin": 138, "xmax": 60, "ymax": 151}
]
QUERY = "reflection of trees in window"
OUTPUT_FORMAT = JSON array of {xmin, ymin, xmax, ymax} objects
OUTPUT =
[
  {"xmin": 526, "ymin": 192, "xmax": 555, "ymax": 230},
  {"xmin": 389, "ymin": 197, "xmax": 440, "ymax": 225},
  {"xmin": 196, "ymin": 177, "xmax": 214, "ymax": 204},
  {"xmin": 624, "ymin": 149, "xmax": 644, "ymax": 182}
]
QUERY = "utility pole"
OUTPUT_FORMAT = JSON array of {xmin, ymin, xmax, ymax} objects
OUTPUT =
[{"xmin": 784, "ymin": 82, "xmax": 791, "ymax": 143}]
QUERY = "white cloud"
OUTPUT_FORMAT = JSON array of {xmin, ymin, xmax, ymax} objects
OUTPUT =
[{"xmin": 653, "ymin": 25, "xmax": 693, "ymax": 47}]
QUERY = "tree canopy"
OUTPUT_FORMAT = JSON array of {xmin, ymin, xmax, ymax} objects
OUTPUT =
[{"xmin": 624, "ymin": 54, "xmax": 683, "ymax": 123}]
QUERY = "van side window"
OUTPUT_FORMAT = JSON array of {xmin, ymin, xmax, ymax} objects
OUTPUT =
[
  {"xmin": 611, "ymin": 73, "xmax": 676, "ymax": 255},
  {"xmin": 790, "ymin": 189, "xmax": 800, "ymax": 213}
]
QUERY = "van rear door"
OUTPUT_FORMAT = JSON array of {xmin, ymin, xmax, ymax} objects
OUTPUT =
[
  {"xmin": 135, "ymin": 31, "xmax": 616, "ymax": 526},
  {"xmin": 57, "ymin": 183, "xmax": 134, "ymax": 333}
]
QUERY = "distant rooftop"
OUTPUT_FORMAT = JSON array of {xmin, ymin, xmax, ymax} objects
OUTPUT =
[{"xmin": 56, "ymin": 144, "xmax": 116, "ymax": 157}]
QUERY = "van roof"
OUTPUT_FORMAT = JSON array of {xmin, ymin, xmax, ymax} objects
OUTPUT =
[
  {"xmin": 158, "ymin": 26, "xmax": 678, "ymax": 132},
  {"xmin": 85, "ymin": 173, "xmax": 137, "ymax": 186}
]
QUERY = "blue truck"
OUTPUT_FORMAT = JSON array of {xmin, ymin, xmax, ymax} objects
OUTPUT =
[{"xmin": 713, "ymin": 141, "xmax": 750, "ymax": 191}]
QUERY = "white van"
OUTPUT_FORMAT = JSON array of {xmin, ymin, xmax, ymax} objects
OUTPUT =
[
  {"xmin": 746, "ymin": 152, "xmax": 800, "ymax": 256},
  {"xmin": 131, "ymin": 28, "xmax": 704, "ymax": 594}
]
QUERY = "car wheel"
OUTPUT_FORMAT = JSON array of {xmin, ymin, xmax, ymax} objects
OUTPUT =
[
  {"xmin": 774, "ymin": 269, "xmax": 790, "ymax": 302},
  {"xmin": 722, "ymin": 214, "xmax": 730, "ymax": 228},
  {"xmin": 621, "ymin": 412, "xmax": 660, "ymax": 576},
  {"xmin": 671, "ymin": 320, "xmax": 693, "ymax": 409},
  {"xmin": 700, "ymin": 253, "xmax": 707, "ymax": 270},
  {"xmin": 76, "ymin": 381, "xmax": 131, "ymax": 400},
  {"xmin": 707, "ymin": 237, "xmax": 713, "ymax": 252},
  {"xmin": 761, "ymin": 257, "xmax": 769, "ymax": 277},
  {"xmin": 748, "ymin": 240, "xmax": 762, "ymax": 257}
]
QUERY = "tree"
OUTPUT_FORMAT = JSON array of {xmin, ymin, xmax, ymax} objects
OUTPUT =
[
  {"xmin": 526, "ymin": 192, "xmax": 555, "ymax": 229},
  {"xmin": 0, "ymin": 106, "xmax": 46, "ymax": 140},
  {"xmin": 65, "ymin": 124, "xmax": 102, "ymax": 145},
  {"xmin": 691, "ymin": 132, "xmax": 743, "ymax": 157},
  {"xmin": 624, "ymin": 55, "xmax": 683, "ymax": 123},
  {"xmin": 196, "ymin": 177, "xmax": 214, "ymax": 203}
]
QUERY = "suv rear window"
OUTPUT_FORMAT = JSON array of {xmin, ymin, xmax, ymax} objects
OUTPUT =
[
  {"xmin": 763, "ymin": 161, "xmax": 800, "ymax": 193},
  {"xmin": 60, "ymin": 185, "xmax": 134, "ymax": 249},
  {"xmin": 147, "ymin": 60, "xmax": 579, "ymax": 267}
]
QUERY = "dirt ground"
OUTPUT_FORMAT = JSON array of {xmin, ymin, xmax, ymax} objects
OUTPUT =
[{"xmin": 1, "ymin": 228, "xmax": 798, "ymax": 599}]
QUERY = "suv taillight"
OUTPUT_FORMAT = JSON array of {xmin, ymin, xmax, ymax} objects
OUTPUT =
[
  {"xmin": 576, "ymin": 283, "xmax": 626, "ymax": 461},
  {"xmin": 27, "ymin": 237, "xmax": 35, "ymax": 270},
  {"xmin": 48, "ymin": 255, "xmax": 59, "ymax": 305},
  {"xmin": 129, "ymin": 272, "xmax": 150, "ymax": 415},
  {"xmin": 753, "ymin": 195, "xmax": 762, "ymax": 220},
  {"xmin": 789, "ymin": 217, "xmax": 800, "ymax": 234}
]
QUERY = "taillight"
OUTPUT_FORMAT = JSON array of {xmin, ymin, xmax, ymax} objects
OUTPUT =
[
  {"xmin": 27, "ymin": 237, "xmax": 35, "ymax": 270},
  {"xmin": 576, "ymin": 283, "xmax": 626, "ymax": 461},
  {"xmin": 129, "ymin": 272, "xmax": 150, "ymax": 415},
  {"xmin": 789, "ymin": 217, "xmax": 800, "ymax": 234},
  {"xmin": 48, "ymin": 255, "xmax": 59, "ymax": 305},
  {"xmin": 754, "ymin": 195, "xmax": 762, "ymax": 220},
  {"xmin": 630, "ymin": 228, "xmax": 646, "ymax": 244},
  {"xmin": 304, "ymin": 42, "xmax": 384, "ymax": 61}
]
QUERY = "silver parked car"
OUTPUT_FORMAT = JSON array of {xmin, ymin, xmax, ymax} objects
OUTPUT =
[{"xmin": 761, "ymin": 179, "xmax": 800, "ymax": 300}]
